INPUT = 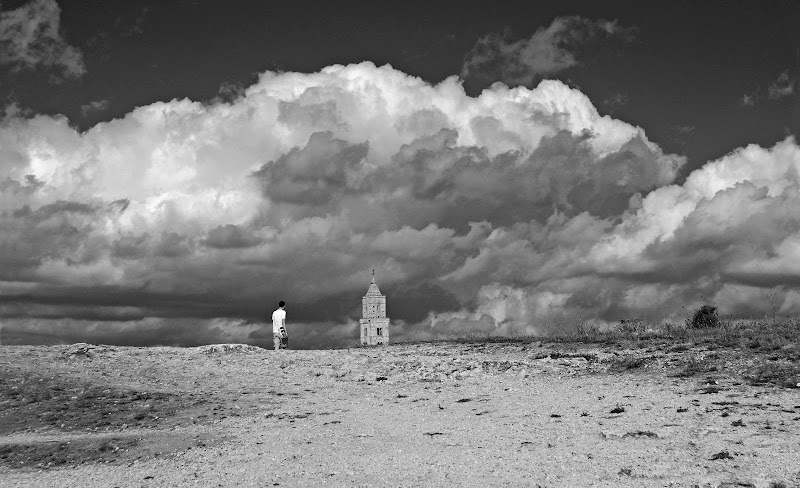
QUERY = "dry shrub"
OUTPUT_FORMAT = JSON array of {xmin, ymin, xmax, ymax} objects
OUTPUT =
[
  {"xmin": 687, "ymin": 305, "xmax": 719, "ymax": 329},
  {"xmin": 575, "ymin": 321, "xmax": 601, "ymax": 341}
]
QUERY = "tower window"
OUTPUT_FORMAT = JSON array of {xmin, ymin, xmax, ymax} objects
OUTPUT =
[
  {"xmin": 364, "ymin": 327, "xmax": 368, "ymax": 335},
  {"xmin": 377, "ymin": 327, "xmax": 382, "ymax": 336}
]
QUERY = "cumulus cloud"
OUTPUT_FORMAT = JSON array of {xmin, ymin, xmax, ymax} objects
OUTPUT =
[
  {"xmin": 0, "ymin": 0, "xmax": 86, "ymax": 79},
  {"xmin": 582, "ymin": 138, "xmax": 800, "ymax": 319},
  {"xmin": 2, "ymin": 62, "xmax": 799, "ymax": 348},
  {"xmin": 462, "ymin": 16, "xmax": 635, "ymax": 87}
]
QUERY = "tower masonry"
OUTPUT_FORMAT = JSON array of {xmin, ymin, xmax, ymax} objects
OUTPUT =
[{"xmin": 360, "ymin": 271, "xmax": 389, "ymax": 345}]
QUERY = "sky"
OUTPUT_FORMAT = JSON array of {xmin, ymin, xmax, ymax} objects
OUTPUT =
[{"xmin": 0, "ymin": 0, "xmax": 799, "ymax": 348}]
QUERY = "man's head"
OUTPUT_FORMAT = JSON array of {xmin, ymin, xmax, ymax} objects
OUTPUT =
[{"xmin": 279, "ymin": 300, "xmax": 285, "ymax": 308}]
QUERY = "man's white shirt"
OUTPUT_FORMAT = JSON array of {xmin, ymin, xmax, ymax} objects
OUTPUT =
[{"xmin": 272, "ymin": 308, "xmax": 286, "ymax": 334}]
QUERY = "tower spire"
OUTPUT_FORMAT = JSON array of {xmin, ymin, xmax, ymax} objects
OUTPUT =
[{"xmin": 361, "ymin": 267, "xmax": 389, "ymax": 346}]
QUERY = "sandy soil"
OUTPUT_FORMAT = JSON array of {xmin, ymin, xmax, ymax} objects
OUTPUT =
[{"xmin": 1, "ymin": 341, "xmax": 799, "ymax": 487}]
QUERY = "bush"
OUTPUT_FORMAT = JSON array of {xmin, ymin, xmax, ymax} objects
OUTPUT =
[{"xmin": 687, "ymin": 305, "xmax": 719, "ymax": 329}]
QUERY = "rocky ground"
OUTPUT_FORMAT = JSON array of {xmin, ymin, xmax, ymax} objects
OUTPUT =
[{"xmin": 1, "ymin": 339, "xmax": 799, "ymax": 487}]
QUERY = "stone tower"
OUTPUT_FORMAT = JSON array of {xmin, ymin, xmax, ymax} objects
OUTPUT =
[{"xmin": 360, "ymin": 270, "xmax": 389, "ymax": 345}]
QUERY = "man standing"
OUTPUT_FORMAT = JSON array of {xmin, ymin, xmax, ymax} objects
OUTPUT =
[{"xmin": 272, "ymin": 301, "xmax": 287, "ymax": 350}]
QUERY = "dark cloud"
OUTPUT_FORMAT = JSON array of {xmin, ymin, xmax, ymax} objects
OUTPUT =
[
  {"xmin": 740, "ymin": 70, "xmax": 796, "ymax": 107},
  {"xmin": 111, "ymin": 233, "xmax": 149, "ymax": 260},
  {"xmin": 203, "ymin": 224, "xmax": 262, "ymax": 249},
  {"xmin": 0, "ymin": 199, "xmax": 104, "ymax": 282},
  {"xmin": 462, "ymin": 16, "xmax": 636, "ymax": 87},
  {"xmin": 81, "ymin": 100, "xmax": 110, "ymax": 116},
  {"xmin": 384, "ymin": 281, "xmax": 462, "ymax": 323},
  {"xmin": 768, "ymin": 70, "xmax": 794, "ymax": 100},
  {"xmin": 1, "ymin": 316, "xmax": 264, "ymax": 347},
  {"xmin": 740, "ymin": 91, "xmax": 758, "ymax": 107},
  {"xmin": 253, "ymin": 132, "xmax": 369, "ymax": 206},
  {"xmin": 368, "ymin": 127, "xmax": 679, "ymax": 227},
  {"xmin": 0, "ymin": 0, "xmax": 85, "ymax": 79}
]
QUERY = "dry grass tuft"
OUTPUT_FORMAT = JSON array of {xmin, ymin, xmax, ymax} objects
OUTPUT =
[{"xmin": 674, "ymin": 353, "xmax": 718, "ymax": 378}]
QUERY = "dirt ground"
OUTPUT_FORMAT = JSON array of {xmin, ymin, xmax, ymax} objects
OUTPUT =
[{"xmin": 1, "ymin": 340, "xmax": 799, "ymax": 487}]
